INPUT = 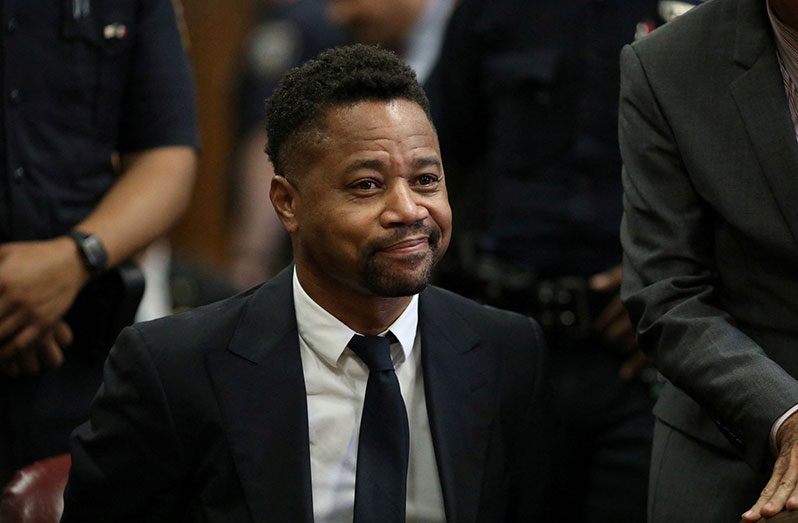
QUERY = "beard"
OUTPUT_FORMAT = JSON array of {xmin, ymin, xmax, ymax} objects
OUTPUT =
[{"xmin": 359, "ymin": 223, "xmax": 443, "ymax": 297}]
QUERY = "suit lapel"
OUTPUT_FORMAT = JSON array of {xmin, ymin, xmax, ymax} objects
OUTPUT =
[
  {"xmin": 419, "ymin": 288, "xmax": 496, "ymax": 523},
  {"xmin": 730, "ymin": 0, "xmax": 798, "ymax": 244},
  {"xmin": 206, "ymin": 268, "xmax": 314, "ymax": 522}
]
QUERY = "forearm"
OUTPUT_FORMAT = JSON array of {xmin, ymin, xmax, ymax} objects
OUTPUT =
[{"xmin": 76, "ymin": 145, "xmax": 197, "ymax": 268}]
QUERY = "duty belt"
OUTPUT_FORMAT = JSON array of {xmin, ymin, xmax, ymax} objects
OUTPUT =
[{"xmin": 460, "ymin": 254, "xmax": 612, "ymax": 343}]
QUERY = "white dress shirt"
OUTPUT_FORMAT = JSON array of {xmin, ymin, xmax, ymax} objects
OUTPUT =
[{"xmin": 293, "ymin": 269, "xmax": 446, "ymax": 522}]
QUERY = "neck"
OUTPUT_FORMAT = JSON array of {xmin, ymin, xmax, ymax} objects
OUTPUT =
[
  {"xmin": 771, "ymin": 0, "xmax": 798, "ymax": 31},
  {"xmin": 295, "ymin": 265, "xmax": 413, "ymax": 336}
]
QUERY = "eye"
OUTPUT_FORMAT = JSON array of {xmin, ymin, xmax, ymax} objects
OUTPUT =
[
  {"xmin": 351, "ymin": 178, "xmax": 382, "ymax": 191},
  {"xmin": 416, "ymin": 174, "xmax": 439, "ymax": 187}
]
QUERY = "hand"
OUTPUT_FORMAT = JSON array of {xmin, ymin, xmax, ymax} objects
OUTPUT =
[
  {"xmin": 0, "ymin": 238, "xmax": 88, "ymax": 359},
  {"xmin": 0, "ymin": 321, "xmax": 73, "ymax": 377},
  {"xmin": 589, "ymin": 265, "xmax": 648, "ymax": 379},
  {"xmin": 743, "ymin": 413, "xmax": 798, "ymax": 521}
]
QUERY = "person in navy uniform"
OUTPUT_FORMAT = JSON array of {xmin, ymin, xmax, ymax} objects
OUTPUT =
[
  {"xmin": 431, "ymin": 0, "xmax": 657, "ymax": 520},
  {"xmin": 0, "ymin": 0, "xmax": 199, "ymax": 482}
]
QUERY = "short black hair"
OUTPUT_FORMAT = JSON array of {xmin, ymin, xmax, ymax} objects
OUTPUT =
[{"xmin": 264, "ymin": 44, "xmax": 431, "ymax": 177}]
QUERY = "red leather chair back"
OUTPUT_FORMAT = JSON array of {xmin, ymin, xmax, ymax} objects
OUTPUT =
[
  {"xmin": 0, "ymin": 454, "xmax": 71, "ymax": 523},
  {"xmin": 758, "ymin": 510, "xmax": 798, "ymax": 522}
]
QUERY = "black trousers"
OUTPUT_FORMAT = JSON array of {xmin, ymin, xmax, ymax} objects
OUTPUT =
[
  {"xmin": 0, "ymin": 349, "xmax": 104, "ymax": 486},
  {"xmin": 544, "ymin": 341, "xmax": 655, "ymax": 523}
]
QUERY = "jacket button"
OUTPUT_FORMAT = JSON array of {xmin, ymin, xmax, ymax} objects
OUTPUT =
[
  {"xmin": 8, "ymin": 89, "xmax": 21, "ymax": 104},
  {"xmin": 7, "ymin": 17, "xmax": 17, "ymax": 33},
  {"xmin": 12, "ymin": 167, "xmax": 24, "ymax": 182}
]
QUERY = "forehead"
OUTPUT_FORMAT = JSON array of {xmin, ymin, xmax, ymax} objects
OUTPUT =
[{"xmin": 320, "ymin": 99, "xmax": 438, "ymax": 153}]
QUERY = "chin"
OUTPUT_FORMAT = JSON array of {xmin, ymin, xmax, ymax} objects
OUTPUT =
[
  {"xmin": 376, "ymin": 280, "xmax": 429, "ymax": 298},
  {"xmin": 362, "ymin": 266, "xmax": 433, "ymax": 298}
]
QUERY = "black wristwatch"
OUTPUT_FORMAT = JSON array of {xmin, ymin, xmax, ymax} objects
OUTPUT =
[{"xmin": 68, "ymin": 231, "xmax": 108, "ymax": 278}]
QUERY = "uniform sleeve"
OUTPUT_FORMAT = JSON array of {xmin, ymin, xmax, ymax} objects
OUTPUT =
[
  {"xmin": 117, "ymin": 0, "xmax": 199, "ymax": 152},
  {"xmin": 61, "ymin": 326, "xmax": 186, "ymax": 522},
  {"xmin": 618, "ymin": 43, "xmax": 798, "ymax": 471},
  {"xmin": 429, "ymin": 0, "xmax": 487, "ymax": 170}
]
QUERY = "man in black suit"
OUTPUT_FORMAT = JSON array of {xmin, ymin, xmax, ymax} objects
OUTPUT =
[{"xmin": 61, "ymin": 44, "xmax": 548, "ymax": 522}]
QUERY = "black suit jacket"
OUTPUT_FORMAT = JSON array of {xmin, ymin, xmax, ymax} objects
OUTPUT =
[{"xmin": 61, "ymin": 268, "xmax": 549, "ymax": 522}]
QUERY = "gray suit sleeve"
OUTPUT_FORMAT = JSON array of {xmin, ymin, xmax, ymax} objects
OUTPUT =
[
  {"xmin": 618, "ymin": 43, "xmax": 798, "ymax": 471},
  {"xmin": 61, "ymin": 326, "xmax": 186, "ymax": 522}
]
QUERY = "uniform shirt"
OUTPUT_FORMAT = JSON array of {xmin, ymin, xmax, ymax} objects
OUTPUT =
[
  {"xmin": 0, "ymin": 0, "xmax": 199, "ymax": 242},
  {"xmin": 292, "ymin": 269, "xmax": 446, "ymax": 523},
  {"xmin": 433, "ymin": 0, "xmax": 657, "ymax": 276},
  {"xmin": 234, "ymin": 0, "xmax": 343, "ymax": 138},
  {"xmin": 0, "ymin": 1, "xmax": 7, "ymax": 235}
]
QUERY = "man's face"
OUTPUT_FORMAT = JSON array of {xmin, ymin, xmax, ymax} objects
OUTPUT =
[
  {"xmin": 326, "ymin": 0, "xmax": 424, "ymax": 50},
  {"xmin": 281, "ymin": 99, "xmax": 451, "ymax": 301}
]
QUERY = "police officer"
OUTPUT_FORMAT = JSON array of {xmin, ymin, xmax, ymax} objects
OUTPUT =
[
  {"xmin": 0, "ymin": 0, "xmax": 198, "ymax": 481},
  {"xmin": 431, "ymin": 0, "xmax": 657, "ymax": 520}
]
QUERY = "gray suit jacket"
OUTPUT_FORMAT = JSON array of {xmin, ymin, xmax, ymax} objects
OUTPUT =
[
  {"xmin": 620, "ymin": 0, "xmax": 798, "ymax": 472},
  {"xmin": 61, "ymin": 267, "xmax": 549, "ymax": 522}
]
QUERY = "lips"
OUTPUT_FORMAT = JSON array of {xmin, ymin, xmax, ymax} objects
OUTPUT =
[
  {"xmin": 380, "ymin": 237, "xmax": 429, "ymax": 253},
  {"xmin": 368, "ymin": 224, "xmax": 441, "ymax": 257}
]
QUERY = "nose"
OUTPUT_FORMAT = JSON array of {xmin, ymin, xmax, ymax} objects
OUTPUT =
[{"xmin": 380, "ymin": 182, "xmax": 429, "ymax": 227}]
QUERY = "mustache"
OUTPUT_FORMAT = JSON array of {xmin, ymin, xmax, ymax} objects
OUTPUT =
[{"xmin": 366, "ymin": 223, "xmax": 441, "ymax": 254}]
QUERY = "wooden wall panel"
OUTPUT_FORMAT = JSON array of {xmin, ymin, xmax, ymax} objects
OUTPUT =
[{"xmin": 169, "ymin": 0, "xmax": 255, "ymax": 269}]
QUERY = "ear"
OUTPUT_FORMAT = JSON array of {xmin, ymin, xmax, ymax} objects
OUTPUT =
[{"xmin": 270, "ymin": 175, "xmax": 299, "ymax": 233}]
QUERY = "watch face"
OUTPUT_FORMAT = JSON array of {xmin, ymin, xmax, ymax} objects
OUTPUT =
[
  {"xmin": 84, "ymin": 235, "xmax": 104, "ymax": 266},
  {"xmin": 71, "ymin": 232, "xmax": 108, "ymax": 274}
]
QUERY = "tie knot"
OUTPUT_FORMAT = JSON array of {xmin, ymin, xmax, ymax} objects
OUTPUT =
[{"xmin": 348, "ymin": 334, "xmax": 394, "ymax": 372}]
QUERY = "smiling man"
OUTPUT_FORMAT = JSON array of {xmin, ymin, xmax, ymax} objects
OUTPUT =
[{"xmin": 61, "ymin": 44, "xmax": 549, "ymax": 522}]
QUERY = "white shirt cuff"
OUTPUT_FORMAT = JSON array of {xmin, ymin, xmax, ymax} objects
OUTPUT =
[{"xmin": 771, "ymin": 403, "xmax": 798, "ymax": 456}]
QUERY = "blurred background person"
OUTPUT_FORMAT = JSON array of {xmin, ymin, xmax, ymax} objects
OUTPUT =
[
  {"xmin": 431, "ymin": 0, "xmax": 657, "ymax": 521},
  {"xmin": 326, "ymin": 0, "xmax": 454, "ymax": 87},
  {"xmin": 228, "ymin": 0, "xmax": 343, "ymax": 289},
  {"xmin": 0, "ymin": 0, "xmax": 198, "ymax": 484}
]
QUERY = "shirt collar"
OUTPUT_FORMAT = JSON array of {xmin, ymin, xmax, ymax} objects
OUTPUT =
[
  {"xmin": 292, "ymin": 268, "xmax": 419, "ymax": 369},
  {"xmin": 768, "ymin": 0, "xmax": 798, "ymax": 87}
]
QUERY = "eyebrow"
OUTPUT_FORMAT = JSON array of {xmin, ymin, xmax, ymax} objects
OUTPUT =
[
  {"xmin": 344, "ymin": 159, "xmax": 385, "ymax": 174},
  {"xmin": 411, "ymin": 157, "xmax": 442, "ymax": 170},
  {"xmin": 343, "ymin": 156, "xmax": 442, "ymax": 175}
]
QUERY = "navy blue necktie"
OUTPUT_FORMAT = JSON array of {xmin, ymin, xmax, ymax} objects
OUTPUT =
[{"xmin": 348, "ymin": 333, "xmax": 409, "ymax": 523}]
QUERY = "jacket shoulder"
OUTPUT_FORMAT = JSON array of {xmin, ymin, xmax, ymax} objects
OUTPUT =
[
  {"xmin": 130, "ymin": 285, "xmax": 259, "ymax": 360},
  {"xmin": 631, "ymin": 0, "xmax": 737, "ymax": 65}
]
